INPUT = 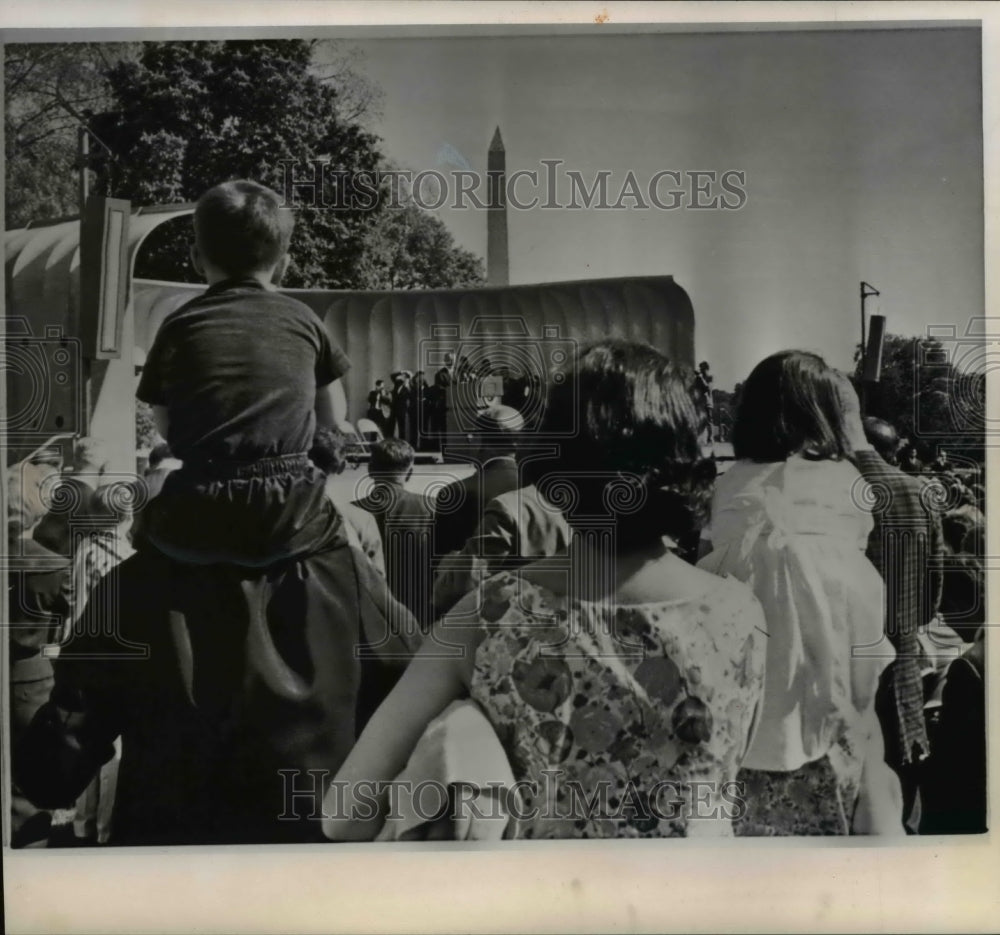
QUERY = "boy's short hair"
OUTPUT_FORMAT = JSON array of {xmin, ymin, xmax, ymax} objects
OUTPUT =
[
  {"xmin": 369, "ymin": 438, "xmax": 415, "ymax": 475},
  {"xmin": 309, "ymin": 428, "xmax": 349, "ymax": 475},
  {"xmin": 194, "ymin": 180, "xmax": 294, "ymax": 278}
]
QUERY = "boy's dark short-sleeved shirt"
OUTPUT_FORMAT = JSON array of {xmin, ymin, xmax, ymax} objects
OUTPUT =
[{"xmin": 137, "ymin": 279, "xmax": 349, "ymax": 462}]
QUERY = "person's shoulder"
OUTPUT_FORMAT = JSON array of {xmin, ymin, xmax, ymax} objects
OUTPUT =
[
  {"xmin": 854, "ymin": 451, "xmax": 909, "ymax": 486},
  {"xmin": 692, "ymin": 573, "xmax": 768, "ymax": 641},
  {"xmin": 432, "ymin": 475, "xmax": 470, "ymax": 513},
  {"xmin": 396, "ymin": 486, "xmax": 434, "ymax": 513},
  {"xmin": 154, "ymin": 288, "xmax": 211, "ymax": 330},
  {"xmin": 704, "ymin": 570, "xmax": 764, "ymax": 609},
  {"xmin": 782, "ymin": 455, "xmax": 863, "ymax": 493},
  {"xmin": 342, "ymin": 500, "xmax": 381, "ymax": 535},
  {"xmin": 269, "ymin": 290, "xmax": 322, "ymax": 318},
  {"xmin": 712, "ymin": 457, "xmax": 774, "ymax": 493}
]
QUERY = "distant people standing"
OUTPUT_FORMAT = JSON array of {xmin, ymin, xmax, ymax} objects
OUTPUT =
[
  {"xmin": 366, "ymin": 379, "xmax": 392, "ymax": 435},
  {"xmin": 694, "ymin": 361, "xmax": 715, "ymax": 444},
  {"xmin": 429, "ymin": 353, "xmax": 455, "ymax": 442},
  {"xmin": 929, "ymin": 449, "xmax": 952, "ymax": 476},
  {"xmin": 391, "ymin": 371, "xmax": 415, "ymax": 445},
  {"xmin": 899, "ymin": 444, "xmax": 923, "ymax": 476},
  {"xmin": 410, "ymin": 370, "xmax": 428, "ymax": 449}
]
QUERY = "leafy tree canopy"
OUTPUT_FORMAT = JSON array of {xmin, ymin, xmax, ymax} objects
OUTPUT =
[
  {"xmin": 6, "ymin": 39, "xmax": 484, "ymax": 290},
  {"xmin": 852, "ymin": 333, "xmax": 985, "ymax": 464}
]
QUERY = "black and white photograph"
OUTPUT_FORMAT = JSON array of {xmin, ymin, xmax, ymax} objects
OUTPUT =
[{"xmin": 1, "ymin": 1, "xmax": 996, "ymax": 932}]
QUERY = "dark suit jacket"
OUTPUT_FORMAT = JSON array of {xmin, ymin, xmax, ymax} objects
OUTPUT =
[
  {"xmin": 354, "ymin": 481, "xmax": 436, "ymax": 626},
  {"xmin": 432, "ymin": 457, "xmax": 521, "ymax": 558}
]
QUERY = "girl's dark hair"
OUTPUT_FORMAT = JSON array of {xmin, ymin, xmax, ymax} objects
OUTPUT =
[
  {"xmin": 732, "ymin": 350, "xmax": 852, "ymax": 463},
  {"xmin": 524, "ymin": 340, "xmax": 715, "ymax": 547}
]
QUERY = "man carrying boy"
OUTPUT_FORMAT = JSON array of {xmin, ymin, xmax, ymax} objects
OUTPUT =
[{"xmin": 17, "ymin": 181, "xmax": 414, "ymax": 845}]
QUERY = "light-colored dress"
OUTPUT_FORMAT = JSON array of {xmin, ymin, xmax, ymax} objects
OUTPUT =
[
  {"xmin": 468, "ymin": 571, "xmax": 766, "ymax": 838},
  {"xmin": 697, "ymin": 456, "xmax": 891, "ymax": 834}
]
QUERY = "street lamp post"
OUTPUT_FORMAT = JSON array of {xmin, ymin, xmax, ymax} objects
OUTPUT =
[{"xmin": 860, "ymin": 281, "xmax": 880, "ymax": 412}]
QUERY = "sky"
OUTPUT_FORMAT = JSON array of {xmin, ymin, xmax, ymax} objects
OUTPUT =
[{"xmin": 335, "ymin": 27, "xmax": 983, "ymax": 390}]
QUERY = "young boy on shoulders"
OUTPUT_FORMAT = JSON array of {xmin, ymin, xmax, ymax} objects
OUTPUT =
[{"xmin": 136, "ymin": 179, "xmax": 349, "ymax": 564}]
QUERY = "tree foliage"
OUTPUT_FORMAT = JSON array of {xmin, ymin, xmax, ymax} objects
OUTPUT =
[
  {"xmin": 6, "ymin": 39, "xmax": 484, "ymax": 291},
  {"xmin": 4, "ymin": 42, "xmax": 138, "ymax": 227},
  {"xmin": 357, "ymin": 201, "xmax": 484, "ymax": 289},
  {"xmin": 853, "ymin": 333, "xmax": 985, "ymax": 463},
  {"xmin": 88, "ymin": 40, "xmax": 386, "ymax": 287}
]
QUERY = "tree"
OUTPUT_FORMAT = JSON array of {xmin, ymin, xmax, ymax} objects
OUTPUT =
[
  {"xmin": 88, "ymin": 40, "xmax": 388, "ymax": 288},
  {"xmin": 356, "ymin": 201, "xmax": 484, "ymax": 289},
  {"xmin": 4, "ymin": 42, "xmax": 138, "ymax": 227},
  {"xmin": 853, "ymin": 334, "xmax": 985, "ymax": 463},
  {"xmin": 135, "ymin": 400, "xmax": 159, "ymax": 453},
  {"xmin": 7, "ymin": 39, "xmax": 485, "ymax": 291}
]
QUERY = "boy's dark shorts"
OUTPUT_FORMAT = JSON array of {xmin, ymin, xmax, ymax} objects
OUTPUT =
[{"xmin": 139, "ymin": 453, "xmax": 345, "ymax": 566}]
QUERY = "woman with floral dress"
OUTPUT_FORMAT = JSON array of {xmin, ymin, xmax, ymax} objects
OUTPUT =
[{"xmin": 324, "ymin": 341, "xmax": 767, "ymax": 840}]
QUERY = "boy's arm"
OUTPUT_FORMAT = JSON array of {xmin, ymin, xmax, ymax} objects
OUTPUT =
[
  {"xmin": 315, "ymin": 379, "xmax": 348, "ymax": 431},
  {"xmin": 151, "ymin": 404, "xmax": 170, "ymax": 440}
]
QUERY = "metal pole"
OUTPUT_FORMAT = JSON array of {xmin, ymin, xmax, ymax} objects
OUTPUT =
[
  {"xmin": 859, "ymin": 282, "xmax": 880, "ymax": 414},
  {"xmin": 78, "ymin": 126, "xmax": 92, "ymax": 436},
  {"xmin": 78, "ymin": 126, "xmax": 90, "ymax": 212},
  {"xmin": 859, "ymin": 281, "xmax": 867, "ymax": 378}
]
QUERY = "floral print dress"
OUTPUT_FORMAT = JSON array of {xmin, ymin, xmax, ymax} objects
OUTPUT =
[{"xmin": 468, "ymin": 571, "xmax": 766, "ymax": 838}]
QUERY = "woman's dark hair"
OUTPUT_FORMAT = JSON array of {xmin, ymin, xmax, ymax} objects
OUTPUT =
[
  {"xmin": 523, "ymin": 340, "xmax": 715, "ymax": 547},
  {"xmin": 732, "ymin": 350, "xmax": 852, "ymax": 463}
]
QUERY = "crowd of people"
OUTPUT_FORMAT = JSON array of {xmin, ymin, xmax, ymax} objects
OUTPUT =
[
  {"xmin": 363, "ymin": 358, "xmax": 544, "ymax": 450},
  {"xmin": 6, "ymin": 179, "xmax": 987, "ymax": 846}
]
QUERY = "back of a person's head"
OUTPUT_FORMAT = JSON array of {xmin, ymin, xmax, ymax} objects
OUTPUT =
[
  {"xmin": 309, "ymin": 428, "xmax": 348, "ymax": 475},
  {"xmin": 194, "ymin": 180, "xmax": 294, "ymax": 279},
  {"xmin": 862, "ymin": 416, "xmax": 900, "ymax": 464},
  {"xmin": 472, "ymin": 405, "xmax": 525, "ymax": 458},
  {"xmin": 90, "ymin": 480, "xmax": 139, "ymax": 528},
  {"xmin": 527, "ymin": 340, "xmax": 714, "ymax": 545},
  {"xmin": 7, "ymin": 471, "xmax": 49, "ymax": 537},
  {"xmin": 732, "ymin": 350, "xmax": 851, "ymax": 463},
  {"xmin": 28, "ymin": 446, "xmax": 63, "ymax": 470},
  {"xmin": 73, "ymin": 436, "xmax": 110, "ymax": 474},
  {"xmin": 369, "ymin": 437, "xmax": 415, "ymax": 477},
  {"xmin": 943, "ymin": 510, "xmax": 978, "ymax": 554}
]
